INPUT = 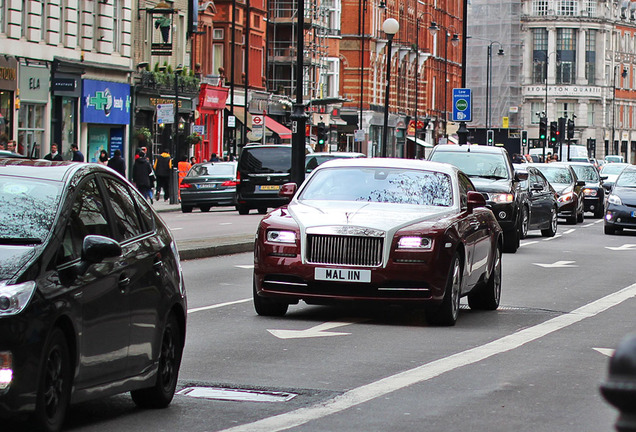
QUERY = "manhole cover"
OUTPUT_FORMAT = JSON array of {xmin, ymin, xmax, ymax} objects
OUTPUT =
[{"xmin": 177, "ymin": 387, "xmax": 297, "ymax": 403}]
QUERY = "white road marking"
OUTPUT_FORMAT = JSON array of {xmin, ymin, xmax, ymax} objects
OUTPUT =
[
  {"xmin": 520, "ymin": 241, "xmax": 539, "ymax": 247},
  {"xmin": 220, "ymin": 222, "xmax": 233, "ymax": 225},
  {"xmin": 218, "ymin": 283, "xmax": 636, "ymax": 432},
  {"xmin": 235, "ymin": 265, "xmax": 255, "ymax": 269},
  {"xmin": 188, "ymin": 298, "xmax": 251, "ymax": 314},
  {"xmin": 533, "ymin": 260, "xmax": 578, "ymax": 268},
  {"xmin": 268, "ymin": 319, "xmax": 367, "ymax": 339},
  {"xmin": 543, "ymin": 234, "xmax": 562, "ymax": 241},
  {"xmin": 582, "ymin": 223, "xmax": 595, "ymax": 228},
  {"xmin": 171, "ymin": 227, "xmax": 183, "ymax": 231},
  {"xmin": 605, "ymin": 244, "xmax": 636, "ymax": 251},
  {"xmin": 593, "ymin": 348, "xmax": 615, "ymax": 357},
  {"xmin": 563, "ymin": 229, "xmax": 576, "ymax": 234}
]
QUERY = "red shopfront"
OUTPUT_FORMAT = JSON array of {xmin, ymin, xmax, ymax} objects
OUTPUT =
[{"xmin": 197, "ymin": 84, "xmax": 228, "ymax": 162}]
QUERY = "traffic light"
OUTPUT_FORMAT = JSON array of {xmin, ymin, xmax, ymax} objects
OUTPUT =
[
  {"xmin": 558, "ymin": 117, "xmax": 566, "ymax": 143},
  {"xmin": 550, "ymin": 121, "xmax": 558, "ymax": 143},
  {"xmin": 521, "ymin": 130, "xmax": 528, "ymax": 146},
  {"xmin": 539, "ymin": 117, "xmax": 547, "ymax": 141},
  {"xmin": 316, "ymin": 122, "xmax": 327, "ymax": 148},
  {"xmin": 567, "ymin": 118, "xmax": 575, "ymax": 139},
  {"xmin": 487, "ymin": 129, "xmax": 494, "ymax": 145}
]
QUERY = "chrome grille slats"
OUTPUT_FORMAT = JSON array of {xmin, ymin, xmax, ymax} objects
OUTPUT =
[{"xmin": 307, "ymin": 234, "xmax": 384, "ymax": 266}]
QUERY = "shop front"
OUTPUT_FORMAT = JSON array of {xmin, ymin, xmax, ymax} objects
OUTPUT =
[
  {"xmin": 51, "ymin": 60, "xmax": 82, "ymax": 156},
  {"xmin": 197, "ymin": 84, "xmax": 228, "ymax": 162},
  {"xmin": 81, "ymin": 79, "xmax": 130, "ymax": 164},
  {"xmin": 18, "ymin": 64, "xmax": 50, "ymax": 157},
  {"xmin": 0, "ymin": 57, "xmax": 17, "ymax": 148}
]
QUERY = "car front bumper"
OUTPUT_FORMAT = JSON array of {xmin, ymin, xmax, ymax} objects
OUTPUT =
[{"xmin": 605, "ymin": 204, "xmax": 636, "ymax": 230}]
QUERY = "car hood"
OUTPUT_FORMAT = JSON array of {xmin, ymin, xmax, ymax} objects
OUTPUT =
[
  {"xmin": 0, "ymin": 246, "xmax": 36, "ymax": 280},
  {"xmin": 552, "ymin": 183, "xmax": 572, "ymax": 195},
  {"xmin": 613, "ymin": 187, "xmax": 636, "ymax": 205},
  {"xmin": 469, "ymin": 177, "xmax": 512, "ymax": 193},
  {"xmin": 288, "ymin": 200, "xmax": 455, "ymax": 234}
]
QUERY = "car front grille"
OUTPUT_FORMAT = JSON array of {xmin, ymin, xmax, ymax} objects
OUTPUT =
[{"xmin": 306, "ymin": 234, "xmax": 384, "ymax": 267}]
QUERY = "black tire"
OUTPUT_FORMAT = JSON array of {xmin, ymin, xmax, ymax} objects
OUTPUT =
[
  {"xmin": 426, "ymin": 253, "xmax": 462, "ymax": 326},
  {"xmin": 237, "ymin": 204, "xmax": 249, "ymax": 215},
  {"xmin": 257, "ymin": 207, "xmax": 268, "ymax": 215},
  {"xmin": 131, "ymin": 314, "xmax": 182, "ymax": 409},
  {"xmin": 594, "ymin": 201, "xmax": 604, "ymax": 218},
  {"xmin": 181, "ymin": 205, "xmax": 193, "ymax": 213},
  {"xmin": 503, "ymin": 226, "xmax": 519, "ymax": 253},
  {"xmin": 541, "ymin": 206, "xmax": 558, "ymax": 237},
  {"xmin": 577, "ymin": 206, "xmax": 584, "ymax": 223},
  {"xmin": 520, "ymin": 206, "xmax": 529, "ymax": 239},
  {"xmin": 604, "ymin": 225, "xmax": 616, "ymax": 235},
  {"xmin": 200, "ymin": 205, "xmax": 211, "ymax": 212},
  {"xmin": 32, "ymin": 328, "xmax": 72, "ymax": 432},
  {"xmin": 253, "ymin": 279, "xmax": 288, "ymax": 316},
  {"xmin": 566, "ymin": 213, "xmax": 577, "ymax": 225},
  {"xmin": 468, "ymin": 244, "xmax": 501, "ymax": 311}
]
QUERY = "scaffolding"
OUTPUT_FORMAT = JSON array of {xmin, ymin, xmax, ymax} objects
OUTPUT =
[{"xmin": 267, "ymin": 0, "xmax": 330, "ymax": 103}]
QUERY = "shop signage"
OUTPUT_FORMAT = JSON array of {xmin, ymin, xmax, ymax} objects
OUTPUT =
[
  {"xmin": 53, "ymin": 78, "xmax": 76, "ymax": 92},
  {"xmin": 81, "ymin": 79, "xmax": 131, "ymax": 125},
  {"xmin": 524, "ymin": 85, "xmax": 603, "ymax": 98},
  {"xmin": 19, "ymin": 65, "xmax": 49, "ymax": 103},
  {"xmin": 0, "ymin": 56, "xmax": 17, "ymax": 91}
]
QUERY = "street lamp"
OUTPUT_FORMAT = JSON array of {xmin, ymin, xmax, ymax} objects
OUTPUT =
[
  {"xmin": 170, "ymin": 64, "xmax": 183, "ymax": 205},
  {"xmin": 612, "ymin": 65, "xmax": 628, "ymax": 156},
  {"xmin": 486, "ymin": 41, "xmax": 504, "ymax": 130},
  {"xmin": 381, "ymin": 17, "xmax": 399, "ymax": 158}
]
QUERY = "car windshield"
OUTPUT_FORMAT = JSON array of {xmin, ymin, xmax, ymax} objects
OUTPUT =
[
  {"xmin": 0, "ymin": 176, "xmax": 62, "ymax": 243},
  {"xmin": 430, "ymin": 151, "xmax": 509, "ymax": 179},
  {"xmin": 535, "ymin": 166, "xmax": 572, "ymax": 184},
  {"xmin": 601, "ymin": 164, "xmax": 628, "ymax": 175},
  {"xmin": 299, "ymin": 167, "xmax": 453, "ymax": 206},
  {"xmin": 570, "ymin": 165, "xmax": 599, "ymax": 182},
  {"xmin": 615, "ymin": 170, "xmax": 636, "ymax": 187},
  {"xmin": 189, "ymin": 163, "xmax": 235, "ymax": 178}
]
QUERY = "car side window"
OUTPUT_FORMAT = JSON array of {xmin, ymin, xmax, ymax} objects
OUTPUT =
[
  {"xmin": 102, "ymin": 176, "xmax": 144, "ymax": 241},
  {"xmin": 457, "ymin": 172, "xmax": 473, "ymax": 209},
  {"xmin": 58, "ymin": 178, "xmax": 111, "ymax": 264},
  {"xmin": 129, "ymin": 183, "xmax": 155, "ymax": 233}
]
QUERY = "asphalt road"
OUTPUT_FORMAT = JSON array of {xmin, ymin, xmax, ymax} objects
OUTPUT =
[{"xmin": 20, "ymin": 216, "xmax": 633, "ymax": 432}]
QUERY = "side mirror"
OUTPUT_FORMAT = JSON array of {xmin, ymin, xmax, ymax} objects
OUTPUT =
[
  {"xmin": 600, "ymin": 175, "xmax": 608, "ymax": 181},
  {"xmin": 531, "ymin": 183, "xmax": 544, "ymax": 192},
  {"xmin": 467, "ymin": 191, "xmax": 487, "ymax": 212},
  {"xmin": 515, "ymin": 170, "xmax": 529, "ymax": 181},
  {"xmin": 576, "ymin": 180, "xmax": 586, "ymax": 187},
  {"xmin": 82, "ymin": 235, "xmax": 122, "ymax": 263},
  {"xmin": 279, "ymin": 182, "xmax": 298, "ymax": 199}
]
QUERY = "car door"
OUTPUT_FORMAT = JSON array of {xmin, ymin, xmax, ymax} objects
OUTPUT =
[
  {"xmin": 55, "ymin": 176, "xmax": 131, "ymax": 389},
  {"xmin": 99, "ymin": 175, "xmax": 165, "ymax": 376},
  {"xmin": 458, "ymin": 173, "xmax": 489, "ymax": 289}
]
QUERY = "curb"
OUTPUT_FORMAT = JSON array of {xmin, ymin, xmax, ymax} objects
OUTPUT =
[{"xmin": 178, "ymin": 240, "xmax": 254, "ymax": 260}]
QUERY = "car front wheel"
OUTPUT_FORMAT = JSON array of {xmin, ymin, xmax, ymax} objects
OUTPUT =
[
  {"xmin": 503, "ymin": 225, "xmax": 519, "ymax": 253},
  {"xmin": 253, "ymin": 279, "xmax": 289, "ymax": 316},
  {"xmin": 541, "ymin": 206, "xmax": 558, "ymax": 237},
  {"xmin": 520, "ymin": 206, "xmax": 529, "ymax": 239},
  {"xmin": 236, "ymin": 204, "xmax": 250, "ymax": 215},
  {"xmin": 426, "ymin": 253, "xmax": 462, "ymax": 326},
  {"xmin": 468, "ymin": 244, "xmax": 501, "ymax": 311},
  {"xmin": 131, "ymin": 313, "xmax": 182, "ymax": 408}
]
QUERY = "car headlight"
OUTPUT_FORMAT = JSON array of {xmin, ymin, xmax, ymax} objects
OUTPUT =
[
  {"xmin": 558, "ymin": 192, "xmax": 574, "ymax": 203},
  {"xmin": 489, "ymin": 193, "xmax": 514, "ymax": 203},
  {"xmin": 608, "ymin": 194, "xmax": 622, "ymax": 206},
  {"xmin": 397, "ymin": 236, "xmax": 433, "ymax": 249},
  {"xmin": 583, "ymin": 188, "xmax": 597, "ymax": 197},
  {"xmin": 266, "ymin": 230, "xmax": 297, "ymax": 244},
  {"xmin": 0, "ymin": 281, "xmax": 36, "ymax": 317}
]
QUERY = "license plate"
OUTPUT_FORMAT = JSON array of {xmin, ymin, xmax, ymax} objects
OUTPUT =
[
  {"xmin": 259, "ymin": 185, "xmax": 280, "ymax": 191},
  {"xmin": 197, "ymin": 184, "xmax": 217, "ymax": 189},
  {"xmin": 315, "ymin": 268, "xmax": 371, "ymax": 283}
]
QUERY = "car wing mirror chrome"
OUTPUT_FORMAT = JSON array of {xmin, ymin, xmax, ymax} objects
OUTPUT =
[
  {"xmin": 81, "ymin": 235, "xmax": 122, "ymax": 264},
  {"xmin": 467, "ymin": 191, "xmax": 487, "ymax": 212}
]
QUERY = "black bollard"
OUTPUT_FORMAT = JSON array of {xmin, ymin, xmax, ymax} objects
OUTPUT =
[{"xmin": 600, "ymin": 333, "xmax": 636, "ymax": 432}]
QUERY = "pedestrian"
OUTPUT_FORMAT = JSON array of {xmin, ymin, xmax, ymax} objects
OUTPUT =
[
  {"xmin": 71, "ymin": 143, "xmax": 85, "ymax": 162},
  {"xmin": 210, "ymin": 152, "xmax": 220, "ymax": 162},
  {"xmin": 154, "ymin": 147, "xmax": 172, "ymax": 202},
  {"xmin": 190, "ymin": 156, "xmax": 197, "ymax": 165},
  {"xmin": 107, "ymin": 149, "xmax": 126, "ymax": 177},
  {"xmin": 7, "ymin": 140, "xmax": 17, "ymax": 153},
  {"xmin": 132, "ymin": 151, "xmax": 154, "ymax": 202},
  {"xmin": 177, "ymin": 155, "xmax": 192, "ymax": 200},
  {"xmin": 98, "ymin": 149, "xmax": 109, "ymax": 165},
  {"xmin": 44, "ymin": 143, "xmax": 64, "ymax": 161}
]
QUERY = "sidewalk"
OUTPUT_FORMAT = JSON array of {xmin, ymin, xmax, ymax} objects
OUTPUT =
[{"xmin": 150, "ymin": 198, "xmax": 255, "ymax": 261}]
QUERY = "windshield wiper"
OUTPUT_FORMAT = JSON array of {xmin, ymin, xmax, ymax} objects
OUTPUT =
[
  {"xmin": 0, "ymin": 237, "xmax": 43, "ymax": 245},
  {"xmin": 475, "ymin": 174, "xmax": 508, "ymax": 180}
]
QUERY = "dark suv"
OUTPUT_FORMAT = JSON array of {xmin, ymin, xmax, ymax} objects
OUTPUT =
[
  {"xmin": 236, "ymin": 144, "xmax": 292, "ymax": 215},
  {"xmin": 428, "ymin": 145, "xmax": 527, "ymax": 253}
]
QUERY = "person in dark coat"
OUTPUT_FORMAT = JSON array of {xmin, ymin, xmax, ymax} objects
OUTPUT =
[
  {"xmin": 132, "ymin": 152, "xmax": 154, "ymax": 202},
  {"xmin": 71, "ymin": 143, "xmax": 85, "ymax": 162},
  {"xmin": 107, "ymin": 149, "xmax": 126, "ymax": 177},
  {"xmin": 44, "ymin": 143, "xmax": 64, "ymax": 161},
  {"xmin": 153, "ymin": 148, "xmax": 172, "ymax": 202}
]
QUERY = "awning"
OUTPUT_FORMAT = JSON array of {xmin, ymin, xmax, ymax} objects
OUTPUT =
[
  {"xmin": 264, "ymin": 116, "xmax": 292, "ymax": 139},
  {"xmin": 407, "ymin": 136, "xmax": 434, "ymax": 148}
]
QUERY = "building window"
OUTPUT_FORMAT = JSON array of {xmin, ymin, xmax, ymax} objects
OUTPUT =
[
  {"xmin": 557, "ymin": 0, "xmax": 578, "ymax": 16},
  {"xmin": 588, "ymin": 103, "xmax": 595, "ymax": 126},
  {"xmin": 584, "ymin": 0, "xmax": 596, "ymax": 16},
  {"xmin": 18, "ymin": 104, "xmax": 46, "ymax": 158},
  {"xmin": 213, "ymin": 28, "xmax": 223, "ymax": 39},
  {"xmin": 531, "ymin": 102, "xmax": 544, "ymax": 123},
  {"xmin": 585, "ymin": 30, "xmax": 596, "ymax": 84},
  {"xmin": 212, "ymin": 44, "xmax": 223, "ymax": 76},
  {"xmin": 557, "ymin": 103, "xmax": 574, "ymax": 120},
  {"xmin": 532, "ymin": 28, "xmax": 548, "ymax": 83},
  {"xmin": 323, "ymin": 58, "xmax": 339, "ymax": 98},
  {"xmin": 113, "ymin": 0, "xmax": 121, "ymax": 52},
  {"xmin": 557, "ymin": 28, "xmax": 575, "ymax": 84},
  {"xmin": 532, "ymin": 0, "xmax": 549, "ymax": 16}
]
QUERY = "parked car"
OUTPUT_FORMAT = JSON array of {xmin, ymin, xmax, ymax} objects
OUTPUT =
[
  {"xmin": 179, "ymin": 161, "xmax": 238, "ymax": 213},
  {"xmin": 0, "ymin": 160, "xmax": 187, "ymax": 432},
  {"xmin": 305, "ymin": 152, "xmax": 366, "ymax": 173},
  {"xmin": 236, "ymin": 144, "xmax": 293, "ymax": 215},
  {"xmin": 600, "ymin": 162, "xmax": 630, "ymax": 193},
  {"xmin": 604, "ymin": 165, "xmax": 636, "ymax": 234},
  {"xmin": 565, "ymin": 161, "xmax": 606, "ymax": 218},
  {"xmin": 605, "ymin": 155, "xmax": 625, "ymax": 164},
  {"xmin": 0, "ymin": 150, "xmax": 26, "ymax": 159},
  {"xmin": 515, "ymin": 165, "xmax": 559, "ymax": 238},
  {"xmin": 253, "ymin": 158, "xmax": 503, "ymax": 326},
  {"xmin": 428, "ymin": 144, "xmax": 527, "ymax": 253},
  {"xmin": 530, "ymin": 162, "xmax": 586, "ymax": 224}
]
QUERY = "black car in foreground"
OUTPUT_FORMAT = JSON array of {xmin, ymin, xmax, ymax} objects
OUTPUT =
[
  {"xmin": 605, "ymin": 165, "xmax": 636, "ymax": 234},
  {"xmin": 0, "ymin": 159, "xmax": 187, "ymax": 432},
  {"xmin": 180, "ymin": 161, "xmax": 238, "ymax": 213},
  {"xmin": 566, "ymin": 161, "xmax": 606, "ymax": 218},
  {"xmin": 428, "ymin": 145, "xmax": 527, "ymax": 253}
]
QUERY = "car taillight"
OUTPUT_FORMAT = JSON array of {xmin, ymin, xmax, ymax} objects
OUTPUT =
[
  {"xmin": 222, "ymin": 180, "xmax": 238, "ymax": 186},
  {"xmin": 236, "ymin": 171, "xmax": 241, "ymax": 181},
  {"xmin": 180, "ymin": 183, "xmax": 192, "ymax": 189}
]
